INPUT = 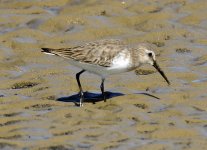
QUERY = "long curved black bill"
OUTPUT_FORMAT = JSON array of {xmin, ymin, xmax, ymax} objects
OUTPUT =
[{"xmin": 153, "ymin": 60, "xmax": 170, "ymax": 85}]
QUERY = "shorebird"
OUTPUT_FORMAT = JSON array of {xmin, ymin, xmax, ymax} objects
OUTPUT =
[{"xmin": 41, "ymin": 39, "xmax": 170, "ymax": 106}]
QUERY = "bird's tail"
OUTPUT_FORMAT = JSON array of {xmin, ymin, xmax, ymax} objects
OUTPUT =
[{"xmin": 41, "ymin": 48, "xmax": 56, "ymax": 55}]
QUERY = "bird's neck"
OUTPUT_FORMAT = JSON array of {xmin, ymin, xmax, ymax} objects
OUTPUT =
[{"xmin": 129, "ymin": 48, "xmax": 142, "ymax": 69}]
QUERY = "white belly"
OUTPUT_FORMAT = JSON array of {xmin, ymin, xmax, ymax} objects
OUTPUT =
[{"xmin": 66, "ymin": 57, "xmax": 133, "ymax": 78}]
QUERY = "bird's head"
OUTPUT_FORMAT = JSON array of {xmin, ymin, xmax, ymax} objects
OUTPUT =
[{"xmin": 137, "ymin": 43, "xmax": 170, "ymax": 85}]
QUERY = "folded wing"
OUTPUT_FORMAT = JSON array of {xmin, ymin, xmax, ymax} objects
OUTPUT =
[{"xmin": 41, "ymin": 39, "xmax": 127, "ymax": 67}]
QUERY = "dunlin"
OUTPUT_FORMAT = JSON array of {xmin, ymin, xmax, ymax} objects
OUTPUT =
[{"xmin": 42, "ymin": 39, "xmax": 170, "ymax": 106}]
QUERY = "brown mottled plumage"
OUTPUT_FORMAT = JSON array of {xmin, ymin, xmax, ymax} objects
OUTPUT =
[{"xmin": 42, "ymin": 39, "xmax": 128, "ymax": 67}]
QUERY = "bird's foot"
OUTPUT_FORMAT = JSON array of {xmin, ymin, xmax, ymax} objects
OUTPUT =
[
  {"xmin": 79, "ymin": 91, "xmax": 84, "ymax": 107},
  {"xmin": 79, "ymin": 102, "xmax": 83, "ymax": 107}
]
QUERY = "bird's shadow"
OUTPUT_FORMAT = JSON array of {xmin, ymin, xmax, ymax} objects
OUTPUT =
[
  {"xmin": 57, "ymin": 91, "xmax": 124, "ymax": 106},
  {"xmin": 57, "ymin": 91, "xmax": 160, "ymax": 106}
]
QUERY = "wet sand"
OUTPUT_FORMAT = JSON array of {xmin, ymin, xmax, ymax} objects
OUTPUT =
[{"xmin": 0, "ymin": 0, "xmax": 207, "ymax": 149}]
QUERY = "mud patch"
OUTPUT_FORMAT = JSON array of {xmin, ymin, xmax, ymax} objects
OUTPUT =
[
  {"xmin": 0, "ymin": 120, "xmax": 23, "ymax": 127},
  {"xmin": 3, "ymin": 112, "xmax": 21, "ymax": 117},
  {"xmin": 0, "ymin": 134, "xmax": 21, "ymax": 140},
  {"xmin": 135, "ymin": 69, "xmax": 156, "ymax": 75},
  {"xmin": 176, "ymin": 48, "xmax": 191, "ymax": 53},
  {"xmin": 134, "ymin": 103, "xmax": 148, "ymax": 109},
  {"xmin": 0, "ymin": 143, "xmax": 16, "ymax": 149},
  {"xmin": 42, "ymin": 145, "xmax": 73, "ymax": 150},
  {"xmin": 12, "ymin": 81, "xmax": 39, "ymax": 89},
  {"xmin": 25, "ymin": 104, "xmax": 53, "ymax": 111},
  {"xmin": 53, "ymin": 131, "xmax": 73, "ymax": 136}
]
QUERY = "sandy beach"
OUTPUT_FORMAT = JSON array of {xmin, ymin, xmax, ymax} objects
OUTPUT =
[{"xmin": 0, "ymin": 0, "xmax": 207, "ymax": 149}]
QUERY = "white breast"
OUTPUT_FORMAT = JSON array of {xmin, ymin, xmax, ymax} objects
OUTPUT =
[{"xmin": 106, "ymin": 52, "xmax": 132, "ymax": 74}]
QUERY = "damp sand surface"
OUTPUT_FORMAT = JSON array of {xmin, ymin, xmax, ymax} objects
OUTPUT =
[{"xmin": 0, "ymin": 0, "xmax": 207, "ymax": 149}]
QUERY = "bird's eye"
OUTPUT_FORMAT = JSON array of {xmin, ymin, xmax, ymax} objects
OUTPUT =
[{"xmin": 148, "ymin": 52, "xmax": 153, "ymax": 57}]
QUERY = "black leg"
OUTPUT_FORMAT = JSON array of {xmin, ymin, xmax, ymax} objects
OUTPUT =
[
  {"xmin": 76, "ymin": 70, "xmax": 85, "ymax": 107},
  {"xmin": 100, "ymin": 78, "xmax": 106, "ymax": 102}
]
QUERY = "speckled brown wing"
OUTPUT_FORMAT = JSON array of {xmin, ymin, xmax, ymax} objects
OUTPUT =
[{"xmin": 41, "ymin": 39, "xmax": 127, "ymax": 67}]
